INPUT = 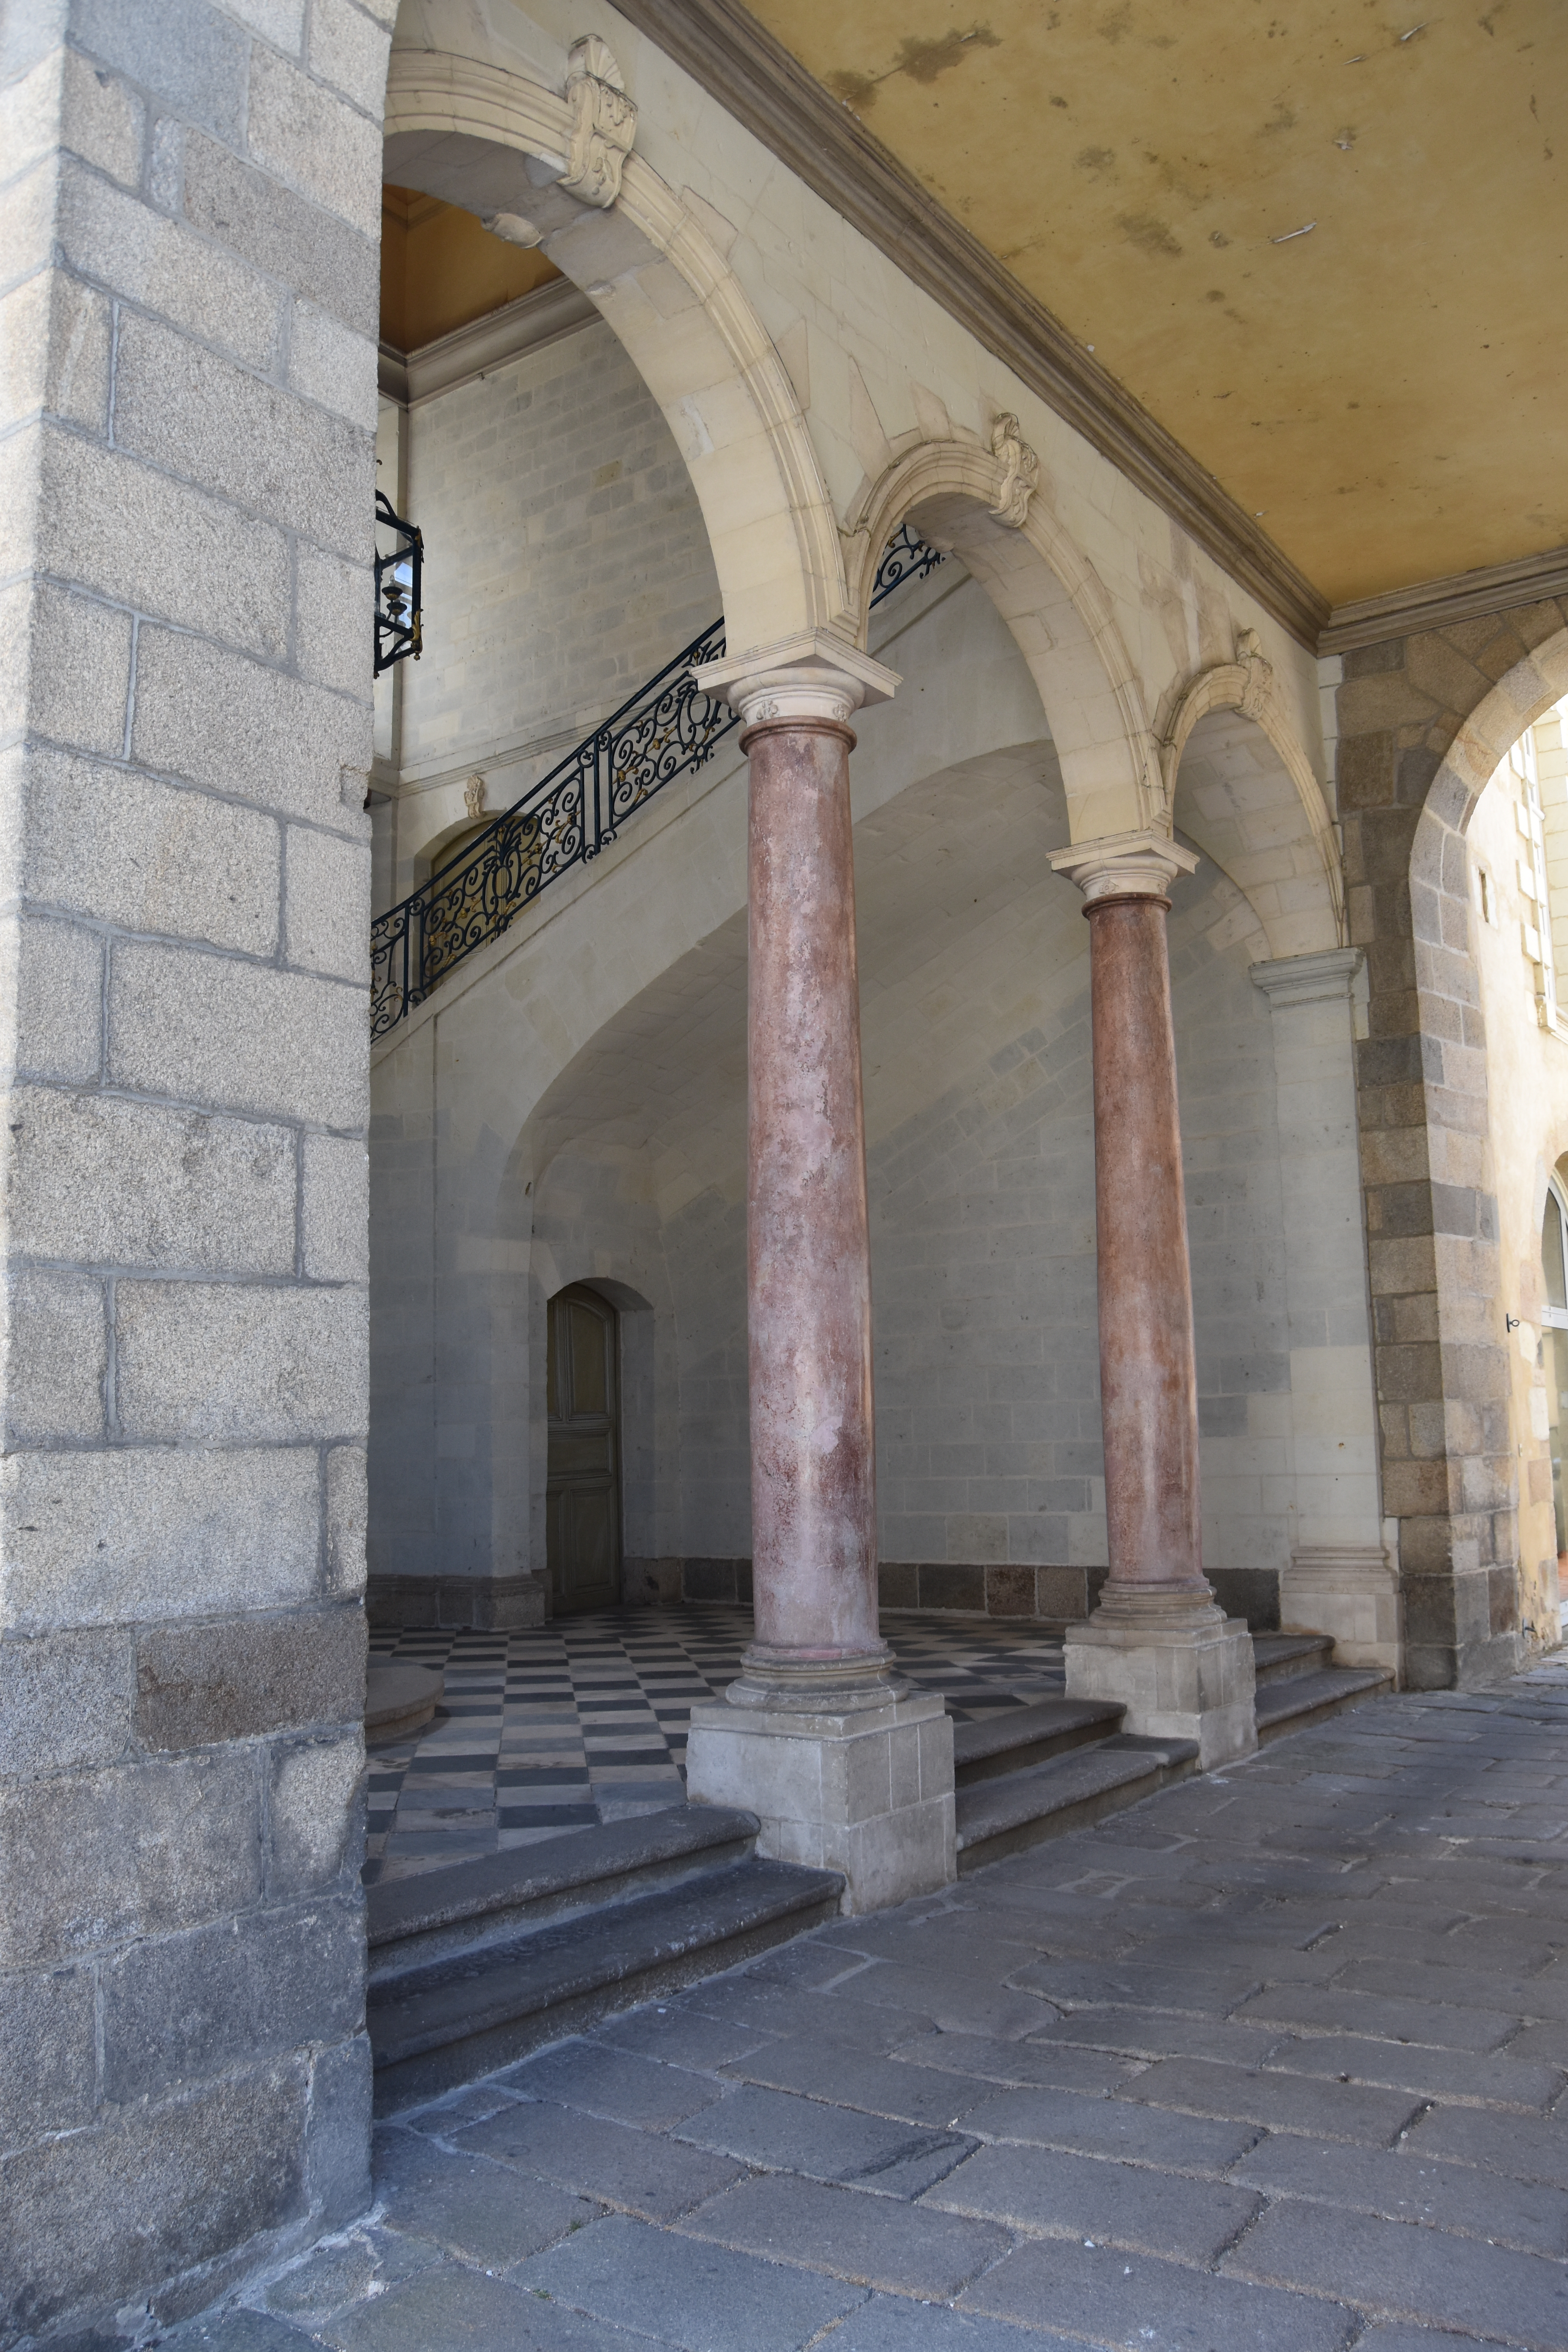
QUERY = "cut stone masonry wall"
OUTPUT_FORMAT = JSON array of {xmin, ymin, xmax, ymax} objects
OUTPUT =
[
  {"xmin": 0, "ymin": 1, "xmax": 388, "ymax": 2337},
  {"xmin": 1337, "ymin": 596, "xmax": 1568, "ymax": 1686}
]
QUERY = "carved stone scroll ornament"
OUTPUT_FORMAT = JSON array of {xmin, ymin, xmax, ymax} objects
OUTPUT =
[
  {"xmin": 988, "ymin": 411, "xmax": 1040, "ymax": 528},
  {"xmin": 1235, "ymin": 624, "xmax": 1273, "ymax": 721},
  {"xmin": 561, "ymin": 35, "xmax": 637, "ymax": 208}
]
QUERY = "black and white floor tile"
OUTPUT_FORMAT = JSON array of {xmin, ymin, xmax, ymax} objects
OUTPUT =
[{"xmin": 363, "ymin": 1605, "xmax": 1065, "ymax": 1884}]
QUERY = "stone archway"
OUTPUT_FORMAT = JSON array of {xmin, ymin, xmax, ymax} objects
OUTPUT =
[
  {"xmin": 383, "ymin": 47, "xmax": 845, "ymax": 657},
  {"xmin": 1336, "ymin": 609, "xmax": 1568, "ymax": 1686},
  {"xmin": 845, "ymin": 433, "xmax": 1161, "ymax": 843}
]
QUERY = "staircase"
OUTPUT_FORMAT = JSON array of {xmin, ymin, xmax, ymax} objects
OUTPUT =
[
  {"xmin": 1252, "ymin": 1631, "xmax": 1391, "ymax": 1742},
  {"xmin": 365, "ymin": 1630, "xmax": 1392, "ymax": 2109},
  {"xmin": 366, "ymin": 1803, "xmax": 842, "ymax": 2114}
]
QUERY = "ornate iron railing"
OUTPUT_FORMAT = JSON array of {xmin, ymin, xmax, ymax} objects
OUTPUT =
[{"xmin": 370, "ymin": 525, "xmax": 946, "ymax": 1038}]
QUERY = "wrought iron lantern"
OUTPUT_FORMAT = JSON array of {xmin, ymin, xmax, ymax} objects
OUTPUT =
[{"xmin": 374, "ymin": 491, "xmax": 423, "ymax": 675}]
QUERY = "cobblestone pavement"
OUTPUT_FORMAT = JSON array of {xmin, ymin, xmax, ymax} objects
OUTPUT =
[
  {"xmin": 171, "ymin": 1665, "xmax": 1568, "ymax": 2351},
  {"xmin": 364, "ymin": 1609, "xmax": 1064, "ymax": 1882}
]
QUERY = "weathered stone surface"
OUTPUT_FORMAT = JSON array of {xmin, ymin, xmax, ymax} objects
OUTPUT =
[
  {"xmin": 285, "ymin": 824, "xmax": 372, "ymax": 982},
  {"xmin": 98, "ymin": 1897, "xmax": 364, "ymax": 2103},
  {"xmin": 0, "ymin": 1962, "xmax": 98, "ymax": 2148},
  {"xmin": 0, "ymin": 2063, "xmax": 309, "ymax": 2344},
  {"xmin": 6, "ymin": 1087, "xmax": 296, "ymax": 1273},
  {"xmin": 1, "ymin": 1445, "xmax": 322, "ymax": 1631},
  {"xmin": 269, "ymin": 1731, "xmax": 367, "ymax": 1893},
  {"xmin": 454, "ymin": 2097, "xmax": 747, "ymax": 2223},
  {"xmin": 181, "ymin": 133, "xmax": 379, "ymax": 338},
  {"xmin": 372, "ymin": 2129, "xmax": 595, "ymax": 2271},
  {"xmin": 686, "ymin": 2169, "xmax": 1008, "ymax": 2298},
  {"xmin": 108, "ymin": 940, "xmax": 368, "ymax": 1128},
  {"xmin": 0, "ymin": 906, "xmax": 105, "ymax": 1084},
  {"xmin": 0, "ymin": 1751, "xmax": 258, "ymax": 1966},
  {"xmin": 302, "ymin": 1135, "xmax": 370, "ymax": 1281},
  {"xmin": 246, "ymin": 46, "xmax": 382, "ymax": 239},
  {"xmin": 135, "ymin": 1610, "xmax": 365, "ymax": 1750},
  {"xmin": 305, "ymin": 2033, "xmax": 374, "ymax": 2230},
  {"xmin": 20, "ymin": 742, "xmax": 281, "ymax": 951},
  {"xmin": 326, "ymin": 1444, "xmax": 368, "ymax": 1595},
  {"xmin": 0, "ymin": 1624, "xmax": 131, "ymax": 1774},
  {"xmin": 2, "ymin": 1266, "xmax": 107, "ymax": 1443},
  {"xmin": 512, "ymin": 2212, "xmax": 864, "ymax": 2350},
  {"xmin": 115, "ymin": 1281, "xmax": 367, "ymax": 1443}
]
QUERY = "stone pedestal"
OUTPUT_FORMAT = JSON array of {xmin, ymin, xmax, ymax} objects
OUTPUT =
[
  {"xmin": 685, "ymin": 1689, "xmax": 955, "ymax": 1914},
  {"xmin": 1064, "ymin": 1590, "xmax": 1256, "ymax": 1769},
  {"xmin": 1281, "ymin": 1544, "xmax": 1403, "ymax": 1677}
]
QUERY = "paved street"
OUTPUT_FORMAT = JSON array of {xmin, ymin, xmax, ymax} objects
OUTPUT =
[{"xmin": 172, "ymin": 1667, "xmax": 1568, "ymax": 2351}]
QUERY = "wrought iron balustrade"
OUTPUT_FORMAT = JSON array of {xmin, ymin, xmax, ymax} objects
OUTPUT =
[{"xmin": 370, "ymin": 525, "xmax": 946, "ymax": 1038}]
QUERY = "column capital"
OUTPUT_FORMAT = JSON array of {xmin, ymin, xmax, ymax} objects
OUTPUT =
[
  {"xmin": 1250, "ymin": 946, "xmax": 1363, "ymax": 1007},
  {"xmin": 1049, "ymin": 829, "xmax": 1199, "ymax": 904},
  {"xmin": 693, "ymin": 630, "xmax": 900, "ymax": 728}
]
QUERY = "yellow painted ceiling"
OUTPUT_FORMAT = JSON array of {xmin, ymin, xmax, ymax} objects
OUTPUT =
[
  {"xmin": 745, "ymin": 0, "xmax": 1565, "ymax": 606},
  {"xmin": 381, "ymin": 188, "xmax": 560, "ymax": 354}
]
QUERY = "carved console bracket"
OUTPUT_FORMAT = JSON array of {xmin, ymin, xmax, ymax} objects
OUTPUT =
[
  {"xmin": 561, "ymin": 35, "xmax": 637, "ymax": 207},
  {"xmin": 988, "ymin": 412, "xmax": 1039, "ymax": 529}
]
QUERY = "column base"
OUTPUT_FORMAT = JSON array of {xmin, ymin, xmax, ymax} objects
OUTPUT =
[
  {"xmin": 684, "ymin": 1689, "xmax": 956, "ymax": 1915},
  {"xmin": 1281, "ymin": 1546, "xmax": 1403, "ymax": 1681},
  {"xmin": 1063, "ymin": 1589, "xmax": 1257, "ymax": 1769}
]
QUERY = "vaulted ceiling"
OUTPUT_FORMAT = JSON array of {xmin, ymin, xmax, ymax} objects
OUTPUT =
[{"xmin": 740, "ymin": 0, "xmax": 1565, "ymax": 608}]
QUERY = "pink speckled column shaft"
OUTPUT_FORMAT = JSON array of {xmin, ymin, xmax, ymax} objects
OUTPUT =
[
  {"xmin": 740, "ymin": 715, "xmax": 889, "ymax": 1693},
  {"xmin": 1085, "ymin": 892, "xmax": 1208, "ymax": 1595}
]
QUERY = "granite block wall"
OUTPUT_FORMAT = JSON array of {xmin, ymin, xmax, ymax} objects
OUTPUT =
[{"xmin": 0, "ymin": 1, "xmax": 384, "ymax": 2334}]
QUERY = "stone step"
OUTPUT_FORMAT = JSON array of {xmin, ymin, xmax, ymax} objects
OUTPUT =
[
  {"xmin": 368, "ymin": 1855, "xmax": 845, "ymax": 2113},
  {"xmin": 954, "ymin": 1733, "xmax": 1200, "ymax": 1874},
  {"xmin": 1254, "ymin": 1663, "xmax": 1393, "ymax": 1742},
  {"xmin": 951, "ymin": 1696, "xmax": 1125, "ymax": 1786},
  {"xmin": 364, "ymin": 1661, "xmax": 444, "ymax": 1744},
  {"xmin": 367, "ymin": 1804, "xmax": 763, "ymax": 1985},
  {"xmin": 1252, "ymin": 1632, "xmax": 1336, "ymax": 1687}
]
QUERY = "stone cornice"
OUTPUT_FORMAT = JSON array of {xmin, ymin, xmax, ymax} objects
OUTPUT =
[
  {"xmin": 378, "ymin": 278, "xmax": 599, "ymax": 407},
  {"xmin": 1319, "ymin": 544, "xmax": 1568, "ymax": 656},
  {"xmin": 608, "ymin": 0, "xmax": 1330, "ymax": 650}
]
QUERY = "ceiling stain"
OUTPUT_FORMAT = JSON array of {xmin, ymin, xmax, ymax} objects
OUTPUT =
[{"xmin": 748, "ymin": 0, "xmax": 1566, "ymax": 603}]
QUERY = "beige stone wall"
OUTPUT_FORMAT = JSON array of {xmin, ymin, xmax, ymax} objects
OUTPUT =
[{"xmin": 1466, "ymin": 711, "xmax": 1568, "ymax": 1647}]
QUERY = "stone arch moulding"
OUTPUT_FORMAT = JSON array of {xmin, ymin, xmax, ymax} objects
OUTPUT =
[
  {"xmin": 1160, "ymin": 633, "xmax": 1347, "ymax": 951},
  {"xmin": 1421, "ymin": 629, "xmax": 1568, "ymax": 847},
  {"xmin": 383, "ymin": 48, "xmax": 848, "ymax": 653},
  {"xmin": 844, "ymin": 432, "xmax": 1162, "ymax": 842}
]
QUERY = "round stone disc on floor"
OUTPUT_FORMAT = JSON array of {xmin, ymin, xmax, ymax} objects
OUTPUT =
[{"xmin": 366, "ymin": 1662, "xmax": 445, "ymax": 1744}]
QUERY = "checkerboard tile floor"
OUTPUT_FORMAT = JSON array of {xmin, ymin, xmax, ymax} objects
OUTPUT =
[{"xmin": 363, "ymin": 1606, "xmax": 1065, "ymax": 1885}]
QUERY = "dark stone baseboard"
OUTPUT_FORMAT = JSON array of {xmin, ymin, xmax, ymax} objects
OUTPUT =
[
  {"xmin": 366, "ymin": 1573, "xmax": 546, "ymax": 1631},
  {"xmin": 623, "ymin": 1557, "xmax": 1280, "ymax": 1632}
]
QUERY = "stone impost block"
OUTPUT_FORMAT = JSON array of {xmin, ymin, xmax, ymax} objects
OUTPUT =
[
  {"xmin": 1063, "ymin": 1602, "xmax": 1258, "ymax": 1769},
  {"xmin": 1280, "ymin": 1546, "xmax": 1403, "ymax": 1678},
  {"xmin": 684, "ymin": 1689, "xmax": 956, "ymax": 1915}
]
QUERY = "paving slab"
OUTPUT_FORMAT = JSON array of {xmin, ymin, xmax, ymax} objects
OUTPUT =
[
  {"xmin": 496, "ymin": 2039, "xmax": 728, "ymax": 2127},
  {"xmin": 891, "ymin": 2025, "xmax": 1138, "ymax": 2094},
  {"xmin": 816, "ymin": 2297, "xmax": 1097, "ymax": 2350},
  {"xmin": 511, "ymin": 2211, "xmax": 866, "ymax": 2350},
  {"xmin": 960, "ymin": 2234, "xmax": 1355, "ymax": 2350},
  {"xmin": 311, "ymin": 2260, "xmax": 669, "ymax": 2350},
  {"xmin": 680, "ymin": 2171, "xmax": 1009, "ymax": 2298},
  {"xmin": 956, "ymin": 2083, "xmax": 1257, "ymax": 2173},
  {"xmin": 1116, "ymin": 2054, "xmax": 1426, "ymax": 2143},
  {"xmin": 675, "ymin": 2083, "xmax": 975, "ymax": 2197},
  {"xmin": 828, "ymin": 1961, "xmax": 1054, "ymax": 2040},
  {"xmin": 1229, "ymin": 2133, "xmax": 1568, "ymax": 2258},
  {"xmin": 1225, "ymin": 2200, "xmax": 1568, "ymax": 2346},
  {"xmin": 1010, "ymin": 1954, "xmax": 1265, "ymax": 2014},
  {"xmin": 1403, "ymin": 2103, "xmax": 1568, "ymax": 2189},
  {"xmin": 1031, "ymin": 2005, "xmax": 1287, "ymax": 2067},
  {"xmin": 160, "ymin": 2319, "xmax": 316, "ymax": 2350},
  {"xmin": 452, "ymin": 2098, "xmax": 747, "ymax": 2222},
  {"xmin": 926, "ymin": 2139, "xmax": 1261, "ymax": 2261},
  {"xmin": 369, "ymin": 2130, "xmax": 598, "ymax": 2270},
  {"xmin": 1262, "ymin": 2029, "xmax": 1563, "ymax": 2109},
  {"xmin": 722, "ymin": 2039, "xmax": 1000, "ymax": 2127},
  {"xmin": 1234, "ymin": 1979, "xmax": 1523, "ymax": 2049},
  {"xmin": 592, "ymin": 2003, "xmax": 780, "ymax": 2071}
]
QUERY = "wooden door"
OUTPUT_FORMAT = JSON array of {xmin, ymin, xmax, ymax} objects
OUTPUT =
[{"xmin": 546, "ymin": 1284, "xmax": 621, "ymax": 1613}]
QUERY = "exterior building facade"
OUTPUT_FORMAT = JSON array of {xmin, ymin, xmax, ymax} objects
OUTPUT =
[{"xmin": 2, "ymin": 0, "xmax": 1565, "ymax": 2337}]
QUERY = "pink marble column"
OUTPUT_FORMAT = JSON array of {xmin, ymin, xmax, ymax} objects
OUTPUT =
[
  {"xmin": 1084, "ymin": 887, "xmax": 1207, "ymax": 1605},
  {"xmin": 690, "ymin": 635, "xmax": 902, "ymax": 1708},
  {"xmin": 740, "ymin": 711, "xmax": 891, "ymax": 1702},
  {"xmin": 1050, "ymin": 832, "xmax": 1255, "ymax": 1765}
]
